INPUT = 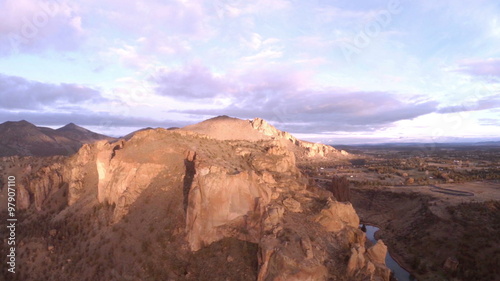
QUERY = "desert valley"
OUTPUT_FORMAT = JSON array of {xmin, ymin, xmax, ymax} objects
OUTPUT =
[{"xmin": 1, "ymin": 116, "xmax": 498, "ymax": 281}]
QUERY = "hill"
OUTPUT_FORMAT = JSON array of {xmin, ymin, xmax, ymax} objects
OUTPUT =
[
  {"xmin": 0, "ymin": 120, "xmax": 113, "ymax": 157},
  {"xmin": 182, "ymin": 115, "xmax": 349, "ymax": 161}
]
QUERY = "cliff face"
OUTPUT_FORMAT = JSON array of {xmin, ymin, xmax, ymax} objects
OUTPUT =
[
  {"xmin": 185, "ymin": 139, "xmax": 302, "ymax": 251},
  {"xmin": 1, "ymin": 120, "xmax": 387, "ymax": 281},
  {"xmin": 181, "ymin": 116, "xmax": 348, "ymax": 160},
  {"xmin": 249, "ymin": 118, "xmax": 348, "ymax": 159}
]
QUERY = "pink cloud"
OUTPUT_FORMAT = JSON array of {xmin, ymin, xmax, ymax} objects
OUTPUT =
[
  {"xmin": 457, "ymin": 58, "xmax": 500, "ymax": 77},
  {"xmin": 0, "ymin": 0, "xmax": 84, "ymax": 54}
]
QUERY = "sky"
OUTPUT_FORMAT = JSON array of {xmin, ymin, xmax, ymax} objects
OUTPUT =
[{"xmin": 1, "ymin": 0, "xmax": 500, "ymax": 144}]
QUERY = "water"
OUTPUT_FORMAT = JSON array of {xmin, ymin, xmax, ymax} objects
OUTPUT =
[{"xmin": 363, "ymin": 225, "xmax": 413, "ymax": 281}]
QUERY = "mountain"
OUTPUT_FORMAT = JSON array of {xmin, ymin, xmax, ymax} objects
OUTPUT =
[
  {"xmin": 182, "ymin": 115, "xmax": 349, "ymax": 160},
  {"xmin": 55, "ymin": 122, "xmax": 113, "ymax": 144},
  {"xmin": 0, "ymin": 120, "xmax": 114, "ymax": 157},
  {"xmin": 0, "ymin": 117, "xmax": 389, "ymax": 281}
]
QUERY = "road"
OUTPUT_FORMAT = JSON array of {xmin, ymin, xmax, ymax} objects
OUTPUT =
[{"xmin": 428, "ymin": 184, "xmax": 474, "ymax": 197}]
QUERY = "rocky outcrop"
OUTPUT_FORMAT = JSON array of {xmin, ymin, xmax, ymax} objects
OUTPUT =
[
  {"xmin": 366, "ymin": 240, "xmax": 388, "ymax": 265},
  {"xmin": 329, "ymin": 176, "xmax": 351, "ymax": 202},
  {"xmin": 347, "ymin": 241, "xmax": 391, "ymax": 281},
  {"xmin": 250, "ymin": 118, "xmax": 298, "ymax": 144},
  {"xmin": 311, "ymin": 198, "xmax": 391, "ymax": 281},
  {"xmin": 18, "ymin": 161, "xmax": 65, "ymax": 211},
  {"xmin": 300, "ymin": 141, "xmax": 337, "ymax": 158},
  {"xmin": 282, "ymin": 197, "xmax": 302, "ymax": 213},
  {"xmin": 314, "ymin": 199, "xmax": 359, "ymax": 232},
  {"xmin": 66, "ymin": 143, "xmax": 97, "ymax": 205},
  {"xmin": 94, "ymin": 136, "xmax": 186, "ymax": 221},
  {"xmin": 347, "ymin": 240, "xmax": 391, "ymax": 281},
  {"xmin": 185, "ymin": 139, "xmax": 304, "ymax": 251},
  {"xmin": 257, "ymin": 237, "xmax": 329, "ymax": 281},
  {"xmin": 251, "ymin": 141, "xmax": 298, "ymax": 175},
  {"xmin": 186, "ymin": 167, "xmax": 273, "ymax": 250},
  {"xmin": 182, "ymin": 116, "xmax": 348, "ymax": 160},
  {"xmin": 250, "ymin": 118, "xmax": 346, "ymax": 159},
  {"xmin": 2, "ymin": 121, "xmax": 391, "ymax": 281}
]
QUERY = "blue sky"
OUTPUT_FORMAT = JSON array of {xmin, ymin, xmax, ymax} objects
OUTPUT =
[{"xmin": 1, "ymin": 0, "xmax": 499, "ymax": 144}]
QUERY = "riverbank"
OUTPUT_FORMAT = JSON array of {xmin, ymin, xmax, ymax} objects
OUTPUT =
[
  {"xmin": 352, "ymin": 186, "xmax": 500, "ymax": 280},
  {"xmin": 361, "ymin": 223, "xmax": 413, "ymax": 281},
  {"xmin": 366, "ymin": 223, "xmax": 416, "ymax": 280}
]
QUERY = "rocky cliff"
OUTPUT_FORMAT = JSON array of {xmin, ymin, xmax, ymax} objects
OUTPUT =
[
  {"xmin": 181, "ymin": 116, "xmax": 348, "ymax": 160},
  {"xmin": 1, "ymin": 118, "xmax": 388, "ymax": 281},
  {"xmin": 250, "ymin": 117, "xmax": 349, "ymax": 159}
]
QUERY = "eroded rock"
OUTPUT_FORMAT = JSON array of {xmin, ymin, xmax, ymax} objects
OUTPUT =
[{"xmin": 314, "ymin": 199, "xmax": 360, "ymax": 232}]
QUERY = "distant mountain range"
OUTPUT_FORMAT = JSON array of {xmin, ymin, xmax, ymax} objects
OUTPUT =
[
  {"xmin": 0, "ymin": 120, "xmax": 114, "ymax": 157},
  {"xmin": 2, "ymin": 118, "xmax": 498, "ymax": 157}
]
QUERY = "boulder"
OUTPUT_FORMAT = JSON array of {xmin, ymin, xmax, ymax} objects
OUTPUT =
[
  {"xmin": 367, "ymin": 240, "xmax": 388, "ymax": 265},
  {"xmin": 283, "ymin": 197, "xmax": 302, "ymax": 213},
  {"xmin": 314, "ymin": 199, "xmax": 359, "ymax": 232}
]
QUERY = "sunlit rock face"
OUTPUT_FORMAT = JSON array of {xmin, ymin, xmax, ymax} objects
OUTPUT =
[
  {"xmin": 347, "ymin": 240, "xmax": 391, "ymax": 281},
  {"xmin": 250, "ymin": 117, "xmax": 348, "ymax": 159},
  {"xmin": 182, "ymin": 116, "xmax": 348, "ymax": 161},
  {"xmin": 185, "ymin": 139, "xmax": 304, "ymax": 251},
  {"xmin": 315, "ymin": 199, "xmax": 360, "ymax": 232},
  {"xmin": 13, "ymin": 158, "xmax": 66, "ymax": 211}
]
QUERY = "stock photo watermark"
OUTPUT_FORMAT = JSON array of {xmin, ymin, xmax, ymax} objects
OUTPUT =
[
  {"xmin": 8, "ymin": 0, "xmax": 63, "ymax": 53},
  {"xmin": 6, "ymin": 176, "xmax": 17, "ymax": 274},
  {"xmin": 340, "ymin": 0, "xmax": 403, "ymax": 62}
]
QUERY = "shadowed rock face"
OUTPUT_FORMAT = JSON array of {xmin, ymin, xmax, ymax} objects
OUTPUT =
[
  {"xmin": 329, "ymin": 176, "xmax": 352, "ymax": 202},
  {"xmin": 1, "ymin": 117, "xmax": 389, "ymax": 281}
]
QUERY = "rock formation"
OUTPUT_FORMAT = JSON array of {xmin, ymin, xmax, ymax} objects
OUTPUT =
[
  {"xmin": 347, "ymin": 241, "xmax": 391, "ymax": 281},
  {"xmin": 0, "ymin": 117, "xmax": 389, "ymax": 281},
  {"xmin": 182, "ymin": 116, "xmax": 349, "ymax": 160},
  {"xmin": 315, "ymin": 198, "xmax": 359, "ymax": 232},
  {"xmin": 329, "ymin": 176, "xmax": 351, "ymax": 202}
]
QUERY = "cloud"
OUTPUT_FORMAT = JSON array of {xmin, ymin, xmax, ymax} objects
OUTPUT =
[
  {"xmin": 89, "ymin": 0, "xmax": 213, "ymax": 46},
  {"xmin": 479, "ymin": 118, "xmax": 500, "ymax": 126},
  {"xmin": 0, "ymin": 109, "xmax": 186, "ymax": 129},
  {"xmin": 315, "ymin": 5, "xmax": 388, "ymax": 25},
  {"xmin": 456, "ymin": 58, "xmax": 500, "ymax": 78},
  {"xmin": 176, "ymin": 91, "xmax": 438, "ymax": 133},
  {"xmin": 0, "ymin": 0, "xmax": 84, "ymax": 55},
  {"xmin": 150, "ymin": 61, "xmax": 317, "ymax": 108},
  {"xmin": 437, "ymin": 95, "xmax": 500, "ymax": 113},
  {"xmin": 214, "ymin": 0, "xmax": 291, "ymax": 19},
  {"xmin": 0, "ymin": 74, "xmax": 105, "ymax": 110},
  {"xmin": 150, "ymin": 64, "xmax": 229, "ymax": 99},
  {"xmin": 241, "ymin": 48, "xmax": 283, "ymax": 62},
  {"xmin": 149, "ymin": 63, "xmax": 439, "ymax": 133}
]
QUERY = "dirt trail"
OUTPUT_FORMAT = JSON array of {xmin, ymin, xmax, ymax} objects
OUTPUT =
[{"xmin": 429, "ymin": 185, "xmax": 474, "ymax": 197}]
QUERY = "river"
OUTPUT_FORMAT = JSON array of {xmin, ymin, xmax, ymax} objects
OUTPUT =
[{"xmin": 363, "ymin": 225, "xmax": 414, "ymax": 281}]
